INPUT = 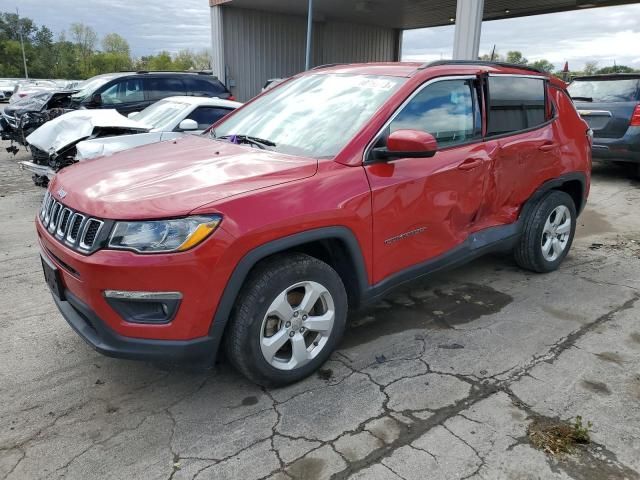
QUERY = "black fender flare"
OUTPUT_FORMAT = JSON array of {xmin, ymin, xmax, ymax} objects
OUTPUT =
[
  {"xmin": 207, "ymin": 226, "xmax": 369, "ymax": 349},
  {"xmin": 521, "ymin": 171, "xmax": 588, "ymax": 218}
]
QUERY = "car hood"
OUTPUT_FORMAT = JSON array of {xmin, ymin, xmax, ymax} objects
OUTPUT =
[
  {"xmin": 4, "ymin": 90, "xmax": 76, "ymax": 117},
  {"xmin": 50, "ymin": 135, "xmax": 318, "ymax": 220},
  {"xmin": 75, "ymin": 132, "xmax": 171, "ymax": 161},
  {"xmin": 27, "ymin": 109, "xmax": 150, "ymax": 155}
]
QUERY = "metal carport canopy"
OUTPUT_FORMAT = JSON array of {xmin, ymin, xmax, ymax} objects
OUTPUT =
[{"xmin": 212, "ymin": 0, "xmax": 640, "ymax": 30}]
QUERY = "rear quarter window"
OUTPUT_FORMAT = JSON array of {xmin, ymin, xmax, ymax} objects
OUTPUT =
[
  {"xmin": 487, "ymin": 76, "xmax": 547, "ymax": 136},
  {"xmin": 185, "ymin": 78, "xmax": 228, "ymax": 97}
]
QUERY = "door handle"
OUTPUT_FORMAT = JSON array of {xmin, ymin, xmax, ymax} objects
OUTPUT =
[
  {"xmin": 458, "ymin": 158, "xmax": 483, "ymax": 170},
  {"xmin": 538, "ymin": 143, "xmax": 558, "ymax": 152}
]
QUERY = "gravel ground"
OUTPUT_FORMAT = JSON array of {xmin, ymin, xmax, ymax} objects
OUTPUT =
[{"xmin": 1, "ymin": 139, "xmax": 639, "ymax": 480}]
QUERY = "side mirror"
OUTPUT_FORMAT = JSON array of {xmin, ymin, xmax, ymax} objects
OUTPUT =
[
  {"xmin": 178, "ymin": 119, "xmax": 199, "ymax": 131},
  {"xmin": 127, "ymin": 112, "xmax": 140, "ymax": 119},
  {"xmin": 90, "ymin": 93, "xmax": 102, "ymax": 105},
  {"xmin": 372, "ymin": 129, "xmax": 438, "ymax": 161}
]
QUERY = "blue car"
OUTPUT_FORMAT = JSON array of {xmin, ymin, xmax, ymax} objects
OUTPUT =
[{"xmin": 569, "ymin": 74, "xmax": 640, "ymax": 177}]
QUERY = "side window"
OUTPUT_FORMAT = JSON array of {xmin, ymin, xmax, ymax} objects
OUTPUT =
[
  {"xmin": 183, "ymin": 107, "xmax": 233, "ymax": 130},
  {"xmin": 101, "ymin": 79, "xmax": 144, "ymax": 105},
  {"xmin": 186, "ymin": 78, "xmax": 226, "ymax": 97},
  {"xmin": 146, "ymin": 78, "xmax": 186, "ymax": 101},
  {"xmin": 390, "ymin": 79, "xmax": 478, "ymax": 148},
  {"xmin": 487, "ymin": 76, "xmax": 546, "ymax": 136}
]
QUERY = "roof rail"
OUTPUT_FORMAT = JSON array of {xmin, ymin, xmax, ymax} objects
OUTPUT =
[
  {"xmin": 418, "ymin": 60, "xmax": 546, "ymax": 74},
  {"xmin": 311, "ymin": 63, "xmax": 346, "ymax": 70},
  {"xmin": 122, "ymin": 70, "xmax": 215, "ymax": 76}
]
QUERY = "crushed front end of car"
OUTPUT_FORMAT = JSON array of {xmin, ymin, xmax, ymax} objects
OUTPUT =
[{"xmin": 20, "ymin": 109, "xmax": 150, "ymax": 187}]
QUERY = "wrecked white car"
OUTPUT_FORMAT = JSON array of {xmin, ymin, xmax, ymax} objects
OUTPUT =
[{"xmin": 19, "ymin": 96, "xmax": 241, "ymax": 186}]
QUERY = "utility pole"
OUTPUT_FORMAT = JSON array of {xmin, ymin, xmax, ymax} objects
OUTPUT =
[
  {"xmin": 16, "ymin": 8, "xmax": 29, "ymax": 79},
  {"xmin": 305, "ymin": 0, "xmax": 313, "ymax": 70}
]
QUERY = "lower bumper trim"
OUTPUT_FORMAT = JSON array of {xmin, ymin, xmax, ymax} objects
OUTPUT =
[{"xmin": 53, "ymin": 289, "xmax": 217, "ymax": 365}]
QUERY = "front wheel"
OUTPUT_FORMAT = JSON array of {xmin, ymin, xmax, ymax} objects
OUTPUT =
[
  {"xmin": 224, "ymin": 253, "xmax": 347, "ymax": 387},
  {"xmin": 514, "ymin": 190, "xmax": 577, "ymax": 273}
]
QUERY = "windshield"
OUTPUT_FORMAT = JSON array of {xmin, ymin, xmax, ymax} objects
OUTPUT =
[
  {"xmin": 135, "ymin": 99, "xmax": 192, "ymax": 130},
  {"xmin": 569, "ymin": 78, "xmax": 639, "ymax": 102},
  {"xmin": 213, "ymin": 73, "xmax": 404, "ymax": 157},
  {"xmin": 71, "ymin": 74, "xmax": 121, "ymax": 100}
]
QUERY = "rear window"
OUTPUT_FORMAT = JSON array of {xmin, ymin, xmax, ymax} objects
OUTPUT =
[
  {"xmin": 487, "ymin": 76, "xmax": 547, "ymax": 136},
  {"xmin": 185, "ymin": 78, "xmax": 228, "ymax": 97},
  {"xmin": 568, "ymin": 78, "xmax": 639, "ymax": 102}
]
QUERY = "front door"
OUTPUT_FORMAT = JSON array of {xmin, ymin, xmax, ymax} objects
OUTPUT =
[
  {"xmin": 98, "ymin": 78, "xmax": 148, "ymax": 114},
  {"xmin": 364, "ymin": 77, "xmax": 492, "ymax": 284}
]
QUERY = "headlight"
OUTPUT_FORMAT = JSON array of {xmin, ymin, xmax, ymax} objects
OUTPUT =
[{"xmin": 108, "ymin": 215, "xmax": 222, "ymax": 253}]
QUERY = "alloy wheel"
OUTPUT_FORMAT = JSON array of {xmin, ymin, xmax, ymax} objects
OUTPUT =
[
  {"xmin": 540, "ymin": 205, "xmax": 571, "ymax": 262},
  {"xmin": 259, "ymin": 281, "xmax": 335, "ymax": 370}
]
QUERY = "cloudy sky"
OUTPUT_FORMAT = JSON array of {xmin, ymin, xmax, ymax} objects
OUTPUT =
[{"xmin": 9, "ymin": 0, "xmax": 640, "ymax": 70}]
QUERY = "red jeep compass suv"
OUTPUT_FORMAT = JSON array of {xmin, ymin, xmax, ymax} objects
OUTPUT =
[{"xmin": 37, "ymin": 61, "xmax": 591, "ymax": 386}]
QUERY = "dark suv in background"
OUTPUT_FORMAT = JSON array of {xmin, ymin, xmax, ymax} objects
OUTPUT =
[
  {"xmin": 1, "ymin": 71, "xmax": 233, "ymax": 148},
  {"xmin": 569, "ymin": 74, "xmax": 640, "ymax": 176}
]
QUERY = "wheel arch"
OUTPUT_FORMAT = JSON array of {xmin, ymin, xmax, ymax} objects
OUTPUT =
[
  {"xmin": 207, "ymin": 227, "xmax": 369, "ymax": 348},
  {"xmin": 521, "ymin": 172, "xmax": 588, "ymax": 220}
]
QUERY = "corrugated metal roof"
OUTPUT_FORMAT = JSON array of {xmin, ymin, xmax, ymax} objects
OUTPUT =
[{"xmin": 212, "ymin": 0, "xmax": 640, "ymax": 29}]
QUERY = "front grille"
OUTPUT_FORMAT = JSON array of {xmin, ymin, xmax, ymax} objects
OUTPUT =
[{"xmin": 40, "ymin": 191, "xmax": 105, "ymax": 254}]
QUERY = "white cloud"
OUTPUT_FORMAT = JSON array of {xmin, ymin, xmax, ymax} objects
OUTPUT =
[
  {"xmin": 10, "ymin": 1, "xmax": 640, "ymax": 70},
  {"xmin": 403, "ymin": 4, "xmax": 640, "ymax": 70}
]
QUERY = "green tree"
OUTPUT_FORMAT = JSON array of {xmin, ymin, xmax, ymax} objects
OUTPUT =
[
  {"xmin": 192, "ymin": 50, "xmax": 211, "ymax": 70},
  {"xmin": 529, "ymin": 59, "xmax": 555, "ymax": 73},
  {"xmin": 583, "ymin": 61, "xmax": 598, "ymax": 75},
  {"xmin": 479, "ymin": 51, "xmax": 503, "ymax": 62},
  {"xmin": 70, "ymin": 22, "xmax": 97, "ymax": 76},
  {"xmin": 596, "ymin": 65, "xmax": 635, "ymax": 74},
  {"xmin": 102, "ymin": 33, "xmax": 130, "ymax": 56},
  {"xmin": 173, "ymin": 49, "xmax": 195, "ymax": 70},
  {"xmin": 505, "ymin": 51, "xmax": 528, "ymax": 65},
  {"xmin": 146, "ymin": 51, "xmax": 173, "ymax": 71},
  {"xmin": 98, "ymin": 33, "xmax": 132, "ymax": 71}
]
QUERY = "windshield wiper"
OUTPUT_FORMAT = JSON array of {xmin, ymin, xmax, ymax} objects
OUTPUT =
[
  {"xmin": 217, "ymin": 134, "xmax": 276, "ymax": 149},
  {"xmin": 571, "ymin": 96, "xmax": 593, "ymax": 102}
]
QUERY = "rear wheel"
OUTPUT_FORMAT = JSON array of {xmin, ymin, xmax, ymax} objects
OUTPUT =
[
  {"xmin": 514, "ymin": 191, "xmax": 576, "ymax": 273},
  {"xmin": 224, "ymin": 253, "xmax": 347, "ymax": 387}
]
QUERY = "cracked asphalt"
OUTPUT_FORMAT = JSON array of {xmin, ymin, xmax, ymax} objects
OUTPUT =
[{"xmin": 1, "ymin": 138, "xmax": 640, "ymax": 480}]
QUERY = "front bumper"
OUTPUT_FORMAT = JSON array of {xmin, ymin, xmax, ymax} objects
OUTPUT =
[
  {"xmin": 37, "ymin": 211, "xmax": 238, "ymax": 358},
  {"xmin": 53, "ymin": 288, "xmax": 217, "ymax": 363},
  {"xmin": 19, "ymin": 161, "xmax": 56, "ymax": 179}
]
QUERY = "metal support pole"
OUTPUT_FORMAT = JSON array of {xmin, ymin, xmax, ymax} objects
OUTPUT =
[
  {"xmin": 16, "ymin": 8, "xmax": 29, "ymax": 79},
  {"xmin": 305, "ymin": 0, "xmax": 313, "ymax": 70},
  {"xmin": 452, "ymin": 0, "xmax": 484, "ymax": 60}
]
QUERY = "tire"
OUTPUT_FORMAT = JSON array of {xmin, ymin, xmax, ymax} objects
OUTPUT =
[
  {"xmin": 224, "ymin": 253, "xmax": 348, "ymax": 387},
  {"xmin": 514, "ymin": 190, "xmax": 577, "ymax": 273}
]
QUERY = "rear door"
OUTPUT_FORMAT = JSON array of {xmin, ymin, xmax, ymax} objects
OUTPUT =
[
  {"xmin": 144, "ymin": 77, "xmax": 187, "ymax": 108},
  {"xmin": 569, "ymin": 76, "xmax": 640, "ymax": 139},
  {"xmin": 480, "ymin": 75, "xmax": 560, "ymax": 226}
]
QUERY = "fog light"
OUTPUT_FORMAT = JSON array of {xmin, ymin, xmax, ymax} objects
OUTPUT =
[{"xmin": 103, "ymin": 290, "xmax": 182, "ymax": 324}]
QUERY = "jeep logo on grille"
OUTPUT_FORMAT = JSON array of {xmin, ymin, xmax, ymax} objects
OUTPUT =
[{"xmin": 57, "ymin": 188, "xmax": 67, "ymax": 199}]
